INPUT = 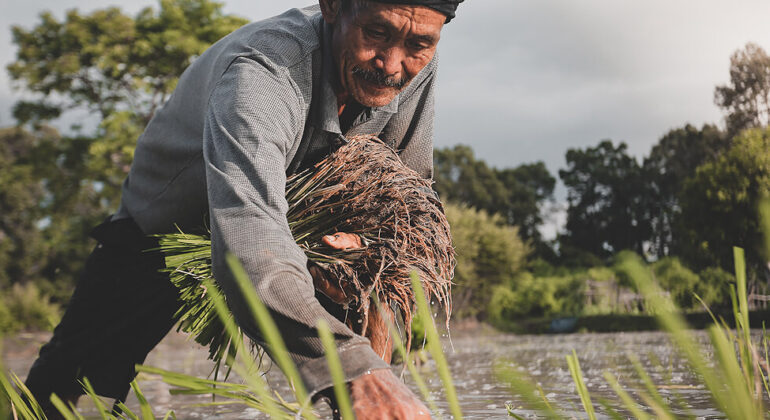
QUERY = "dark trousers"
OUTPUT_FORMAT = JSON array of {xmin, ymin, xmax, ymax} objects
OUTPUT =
[{"xmin": 24, "ymin": 217, "xmax": 181, "ymax": 402}]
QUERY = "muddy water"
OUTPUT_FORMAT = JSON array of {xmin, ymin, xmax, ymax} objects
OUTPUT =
[{"xmin": 3, "ymin": 328, "xmax": 728, "ymax": 419}]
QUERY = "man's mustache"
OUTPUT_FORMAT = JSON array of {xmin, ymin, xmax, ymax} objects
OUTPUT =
[{"xmin": 352, "ymin": 66, "xmax": 408, "ymax": 89}]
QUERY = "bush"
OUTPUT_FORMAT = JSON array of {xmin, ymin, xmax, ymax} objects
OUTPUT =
[
  {"xmin": 652, "ymin": 257, "xmax": 700, "ymax": 309},
  {"xmin": 0, "ymin": 283, "xmax": 61, "ymax": 333},
  {"xmin": 696, "ymin": 266, "xmax": 734, "ymax": 307},
  {"xmin": 611, "ymin": 250, "xmax": 646, "ymax": 289},
  {"xmin": 445, "ymin": 203, "xmax": 529, "ymax": 319},
  {"xmin": 487, "ymin": 272, "xmax": 584, "ymax": 327}
]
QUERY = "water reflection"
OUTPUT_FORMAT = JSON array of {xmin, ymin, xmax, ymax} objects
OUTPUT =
[{"xmin": 2, "ymin": 328, "xmax": 736, "ymax": 419}]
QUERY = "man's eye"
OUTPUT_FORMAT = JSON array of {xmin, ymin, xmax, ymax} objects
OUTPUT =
[
  {"xmin": 365, "ymin": 28, "xmax": 387, "ymax": 40},
  {"xmin": 407, "ymin": 40, "xmax": 430, "ymax": 51}
]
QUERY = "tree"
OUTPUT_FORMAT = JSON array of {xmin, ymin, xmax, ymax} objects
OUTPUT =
[
  {"xmin": 496, "ymin": 162, "xmax": 555, "ymax": 243},
  {"xmin": 444, "ymin": 204, "xmax": 530, "ymax": 319},
  {"xmin": 8, "ymin": 0, "xmax": 248, "ymax": 125},
  {"xmin": 5, "ymin": 0, "xmax": 248, "ymax": 297},
  {"xmin": 433, "ymin": 145, "xmax": 508, "ymax": 213},
  {"xmin": 714, "ymin": 43, "xmax": 770, "ymax": 136},
  {"xmin": 677, "ymin": 127, "xmax": 770, "ymax": 282},
  {"xmin": 0, "ymin": 127, "xmax": 52, "ymax": 288},
  {"xmin": 559, "ymin": 140, "xmax": 651, "ymax": 261},
  {"xmin": 643, "ymin": 124, "xmax": 729, "ymax": 258},
  {"xmin": 8, "ymin": 0, "xmax": 248, "ymax": 195},
  {"xmin": 433, "ymin": 145, "xmax": 555, "ymax": 250}
]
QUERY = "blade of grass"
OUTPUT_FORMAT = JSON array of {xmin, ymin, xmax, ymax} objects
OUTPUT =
[
  {"xmin": 565, "ymin": 350, "xmax": 595, "ymax": 420},
  {"xmin": 602, "ymin": 371, "xmax": 650, "ymax": 420},
  {"xmin": 0, "ymin": 371, "xmax": 44, "ymax": 420},
  {"xmin": 594, "ymin": 398, "xmax": 626, "ymax": 420},
  {"xmin": 49, "ymin": 394, "xmax": 82, "ymax": 420},
  {"xmin": 535, "ymin": 384, "xmax": 555, "ymax": 413},
  {"xmin": 186, "ymin": 278, "xmax": 290, "ymax": 418},
  {"xmin": 708, "ymin": 324, "xmax": 759, "ymax": 419},
  {"xmin": 371, "ymin": 296, "xmax": 441, "ymax": 416},
  {"xmin": 410, "ymin": 271, "xmax": 463, "ymax": 420},
  {"xmin": 139, "ymin": 365, "xmax": 296, "ymax": 418},
  {"xmin": 634, "ymin": 391, "xmax": 674, "ymax": 420},
  {"xmin": 129, "ymin": 380, "xmax": 155, "ymax": 420},
  {"xmin": 505, "ymin": 404, "xmax": 527, "ymax": 420},
  {"xmin": 139, "ymin": 275, "xmax": 295, "ymax": 419},
  {"xmin": 317, "ymin": 320, "xmax": 354, "ymax": 420},
  {"xmin": 626, "ymin": 353, "xmax": 675, "ymax": 418},
  {"xmin": 494, "ymin": 362, "xmax": 561, "ymax": 420},
  {"xmin": 113, "ymin": 401, "xmax": 141, "ymax": 420},
  {"xmin": 596, "ymin": 398, "xmax": 625, "ymax": 420},
  {"xmin": 734, "ymin": 247, "xmax": 754, "ymax": 386},
  {"xmin": 624, "ymin": 257, "xmax": 741, "ymax": 418},
  {"xmin": 79, "ymin": 378, "xmax": 111, "ymax": 420},
  {"xmin": 225, "ymin": 253, "xmax": 315, "ymax": 418}
]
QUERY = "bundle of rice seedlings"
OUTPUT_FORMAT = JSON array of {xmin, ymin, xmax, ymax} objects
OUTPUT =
[{"xmin": 158, "ymin": 135, "xmax": 455, "ymax": 368}]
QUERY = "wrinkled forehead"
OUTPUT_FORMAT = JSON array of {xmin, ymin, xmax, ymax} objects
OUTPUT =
[
  {"xmin": 347, "ymin": 1, "xmax": 445, "ymax": 38},
  {"xmin": 367, "ymin": 0, "xmax": 462, "ymax": 23}
]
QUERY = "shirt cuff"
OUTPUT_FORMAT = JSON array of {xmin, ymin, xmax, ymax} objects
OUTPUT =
[{"xmin": 298, "ymin": 342, "xmax": 390, "ymax": 399}]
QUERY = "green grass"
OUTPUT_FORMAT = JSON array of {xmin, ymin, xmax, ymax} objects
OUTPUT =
[
  {"xmin": 0, "ymin": 260, "xmax": 463, "ymax": 419},
  {"xmin": 4, "ymin": 201, "xmax": 770, "ymax": 418},
  {"xmin": 317, "ymin": 320, "xmax": 354, "ymax": 420},
  {"xmin": 0, "ymin": 283, "xmax": 61, "ymax": 334},
  {"xmin": 3, "ymin": 248, "xmax": 770, "ymax": 419},
  {"xmin": 500, "ymin": 246, "xmax": 770, "ymax": 418}
]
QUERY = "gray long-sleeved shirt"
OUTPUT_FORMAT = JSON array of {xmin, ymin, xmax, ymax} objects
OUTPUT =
[{"xmin": 115, "ymin": 6, "xmax": 436, "ymax": 397}]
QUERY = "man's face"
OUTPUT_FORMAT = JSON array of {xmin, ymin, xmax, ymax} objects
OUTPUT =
[{"xmin": 326, "ymin": 0, "xmax": 445, "ymax": 108}]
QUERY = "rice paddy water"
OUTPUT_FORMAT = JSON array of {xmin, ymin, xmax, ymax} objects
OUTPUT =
[
  {"xmin": 3, "ymin": 328, "xmax": 753, "ymax": 418},
  {"xmin": 1, "ymin": 200, "xmax": 768, "ymax": 419}
]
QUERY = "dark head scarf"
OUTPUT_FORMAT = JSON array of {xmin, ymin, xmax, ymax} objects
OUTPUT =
[{"xmin": 370, "ymin": 0, "xmax": 463, "ymax": 23}]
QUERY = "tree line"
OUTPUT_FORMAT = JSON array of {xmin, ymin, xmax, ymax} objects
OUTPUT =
[
  {"xmin": 435, "ymin": 42, "xmax": 770, "ymax": 286},
  {"xmin": 1, "ymin": 0, "xmax": 248, "ymax": 306},
  {"xmin": 434, "ymin": 42, "xmax": 770, "ymax": 320},
  {"xmin": 1, "ymin": 0, "xmax": 769, "ymax": 326}
]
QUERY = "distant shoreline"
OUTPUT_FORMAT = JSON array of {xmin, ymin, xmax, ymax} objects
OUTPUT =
[{"xmin": 489, "ymin": 309, "xmax": 770, "ymax": 334}]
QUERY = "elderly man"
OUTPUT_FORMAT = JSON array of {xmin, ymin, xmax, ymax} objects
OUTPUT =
[{"xmin": 25, "ymin": 0, "xmax": 461, "ymax": 417}]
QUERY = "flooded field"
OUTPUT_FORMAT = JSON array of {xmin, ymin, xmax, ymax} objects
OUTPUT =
[{"xmin": 3, "ymin": 328, "xmax": 728, "ymax": 419}]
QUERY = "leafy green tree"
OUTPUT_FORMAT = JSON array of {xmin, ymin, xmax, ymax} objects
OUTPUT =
[
  {"xmin": 0, "ymin": 124, "xmax": 111, "ymax": 300},
  {"xmin": 651, "ymin": 258, "xmax": 734, "ymax": 310},
  {"xmin": 0, "ymin": 127, "xmax": 51, "ymax": 288},
  {"xmin": 496, "ymin": 162, "xmax": 556, "ymax": 243},
  {"xmin": 651, "ymin": 257, "xmax": 700, "ymax": 309},
  {"xmin": 487, "ymin": 273, "xmax": 584, "ymax": 324},
  {"xmin": 643, "ymin": 124, "xmax": 729, "ymax": 258},
  {"xmin": 444, "ymin": 204, "xmax": 530, "ymax": 319},
  {"xmin": 5, "ymin": 0, "xmax": 248, "ymax": 298},
  {"xmin": 9, "ymin": 0, "xmax": 248, "ymax": 125},
  {"xmin": 433, "ymin": 145, "xmax": 555, "ymax": 250},
  {"xmin": 434, "ymin": 145, "xmax": 507, "ymax": 214},
  {"xmin": 696, "ymin": 267, "xmax": 734, "ymax": 308},
  {"xmin": 677, "ymin": 127, "xmax": 770, "ymax": 281},
  {"xmin": 714, "ymin": 43, "xmax": 770, "ymax": 136},
  {"xmin": 559, "ymin": 140, "xmax": 651, "ymax": 261}
]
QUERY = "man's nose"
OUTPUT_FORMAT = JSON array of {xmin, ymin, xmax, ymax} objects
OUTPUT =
[{"xmin": 373, "ymin": 46, "xmax": 405, "ymax": 78}]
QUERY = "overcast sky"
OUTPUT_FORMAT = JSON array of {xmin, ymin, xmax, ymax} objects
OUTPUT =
[{"xmin": 3, "ymin": 1, "xmax": 770, "ymax": 235}]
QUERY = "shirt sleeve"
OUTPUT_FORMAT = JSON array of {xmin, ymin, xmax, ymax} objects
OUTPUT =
[{"xmin": 202, "ymin": 56, "xmax": 389, "ymax": 399}]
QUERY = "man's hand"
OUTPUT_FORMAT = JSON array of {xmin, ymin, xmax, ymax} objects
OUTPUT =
[
  {"xmin": 308, "ymin": 232, "xmax": 363, "ymax": 303},
  {"xmin": 321, "ymin": 232, "xmax": 362, "ymax": 249},
  {"xmin": 347, "ymin": 369, "xmax": 431, "ymax": 419},
  {"xmin": 311, "ymin": 234, "xmax": 430, "ymax": 418}
]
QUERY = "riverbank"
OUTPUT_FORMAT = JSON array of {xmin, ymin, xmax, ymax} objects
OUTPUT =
[{"xmin": 491, "ymin": 308, "xmax": 770, "ymax": 334}]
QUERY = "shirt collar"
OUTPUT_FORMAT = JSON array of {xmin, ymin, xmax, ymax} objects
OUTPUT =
[{"xmin": 314, "ymin": 21, "xmax": 399, "ymax": 135}]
